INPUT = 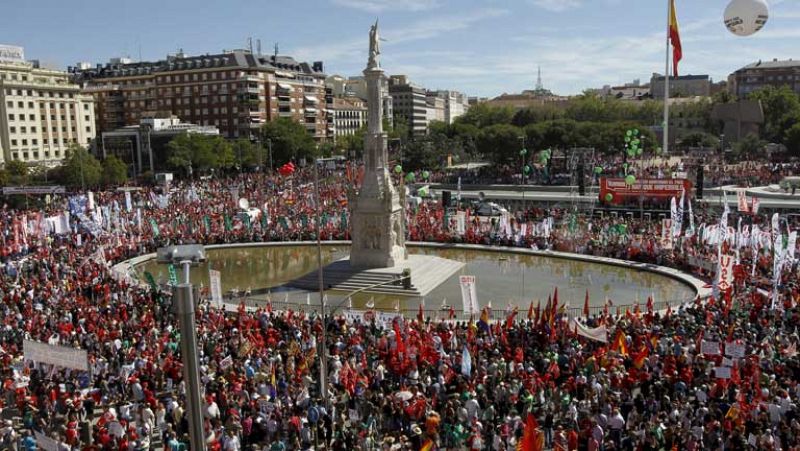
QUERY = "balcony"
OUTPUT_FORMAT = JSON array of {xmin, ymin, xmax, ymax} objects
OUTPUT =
[
  {"xmin": 241, "ymin": 75, "xmax": 261, "ymax": 83},
  {"xmin": 278, "ymin": 110, "xmax": 293, "ymax": 117}
]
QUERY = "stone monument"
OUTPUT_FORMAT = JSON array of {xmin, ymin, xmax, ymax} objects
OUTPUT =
[
  {"xmin": 349, "ymin": 20, "xmax": 408, "ymax": 269},
  {"xmin": 289, "ymin": 22, "xmax": 463, "ymax": 297}
]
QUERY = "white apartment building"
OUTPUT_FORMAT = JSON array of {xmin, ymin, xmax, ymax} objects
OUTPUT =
[
  {"xmin": 429, "ymin": 90, "xmax": 469, "ymax": 124},
  {"xmin": 0, "ymin": 45, "xmax": 96, "ymax": 166},
  {"xmin": 331, "ymin": 97, "xmax": 367, "ymax": 138}
]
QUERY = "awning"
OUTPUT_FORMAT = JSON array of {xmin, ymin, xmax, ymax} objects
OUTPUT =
[
  {"xmin": 277, "ymin": 83, "xmax": 292, "ymax": 90},
  {"xmin": 304, "ymin": 95, "xmax": 319, "ymax": 103},
  {"xmin": 304, "ymin": 107, "xmax": 317, "ymax": 113}
]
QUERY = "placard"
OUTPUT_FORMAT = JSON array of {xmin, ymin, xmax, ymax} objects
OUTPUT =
[
  {"xmin": 34, "ymin": 431, "xmax": 62, "ymax": 451},
  {"xmin": 701, "ymin": 341, "xmax": 720, "ymax": 356},
  {"xmin": 209, "ymin": 269, "xmax": 223, "ymax": 307},
  {"xmin": 219, "ymin": 355, "xmax": 233, "ymax": 370},
  {"xmin": 459, "ymin": 275, "xmax": 479, "ymax": 315},
  {"xmin": 23, "ymin": 340, "xmax": 88, "ymax": 371},
  {"xmin": 714, "ymin": 367, "xmax": 731, "ymax": 379},
  {"xmin": 725, "ymin": 341, "xmax": 746, "ymax": 359}
]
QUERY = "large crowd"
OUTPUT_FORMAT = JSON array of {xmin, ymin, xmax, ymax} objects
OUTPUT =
[{"xmin": 0, "ymin": 163, "xmax": 798, "ymax": 450}]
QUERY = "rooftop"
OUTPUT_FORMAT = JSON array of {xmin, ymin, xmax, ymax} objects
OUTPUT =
[
  {"xmin": 70, "ymin": 50, "xmax": 325, "ymax": 81},
  {"xmin": 737, "ymin": 58, "xmax": 800, "ymax": 71}
]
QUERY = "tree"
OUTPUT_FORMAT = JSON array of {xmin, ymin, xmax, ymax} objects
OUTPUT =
[
  {"xmin": 232, "ymin": 139, "xmax": 264, "ymax": 169},
  {"xmin": 678, "ymin": 132, "xmax": 720, "ymax": 149},
  {"xmin": 60, "ymin": 144, "xmax": 102, "ymax": 188},
  {"xmin": 785, "ymin": 122, "xmax": 800, "ymax": 156},
  {"xmin": 456, "ymin": 103, "xmax": 515, "ymax": 128},
  {"xmin": 477, "ymin": 124, "xmax": 524, "ymax": 164},
  {"xmin": 733, "ymin": 133, "xmax": 765, "ymax": 159},
  {"xmin": 0, "ymin": 169, "xmax": 9, "ymax": 187},
  {"xmin": 261, "ymin": 118, "xmax": 317, "ymax": 165},
  {"xmin": 101, "ymin": 155, "xmax": 128, "ymax": 186},
  {"xmin": 166, "ymin": 133, "xmax": 235, "ymax": 175},
  {"xmin": 5, "ymin": 160, "xmax": 28, "ymax": 178},
  {"xmin": 749, "ymin": 85, "xmax": 800, "ymax": 143}
]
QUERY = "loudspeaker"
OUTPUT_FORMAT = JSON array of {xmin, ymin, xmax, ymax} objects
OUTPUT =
[
  {"xmin": 442, "ymin": 190, "xmax": 452, "ymax": 207},
  {"xmin": 696, "ymin": 164, "xmax": 704, "ymax": 199}
]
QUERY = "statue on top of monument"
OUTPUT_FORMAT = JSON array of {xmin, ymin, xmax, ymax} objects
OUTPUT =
[{"xmin": 368, "ymin": 19, "xmax": 381, "ymax": 68}]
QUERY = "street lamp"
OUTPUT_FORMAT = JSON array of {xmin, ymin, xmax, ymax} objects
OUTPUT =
[
  {"xmin": 157, "ymin": 245, "xmax": 208, "ymax": 451},
  {"xmin": 312, "ymin": 159, "xmax": 328, "ymax": 408}
]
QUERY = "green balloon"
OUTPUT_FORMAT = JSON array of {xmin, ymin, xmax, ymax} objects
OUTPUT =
[
  {"xmin": 394, "ymin": 165, "xmax": 403, "ymax": 174},
  {"xmin": 520, "ymin": 148, "xmax": 528, "ymax": 156},
  {"xmin": 623, "ymin": 163, "xmax": 628, "ymax": 170},
  {"xmin": 632, "ymin": 139, "xmax": 640, "ymax": 146},
  {"xmin": 636, "ymin": 148, "xmax": 643, "ymax": 156},
  {"xmin": 633, "ymin": 129, "xmax": 639, "ymax": 136},
  {"xmin": 418, "ymin": 188, "xmax": 428, "ymax": 197},
  {"xmin": 405, "ymin": 172, "xmax": 416, "ymax": 182},
  {"xmin": 523, "ymin": 165, "xmax": 532, "ymax": 174},
  {"xmin": 422, "ymin": 170, "xmax": 430, "ymax": 180},
  {"xmin": 626, "ymin": 130, "xmax": 633, "ymax": 137},
  {"xmin": 655, "ymin": 147, "xmax": 662, "ymax": 154},
  {"xmin": 624, "ymin": 136, "xmax": 631, "ymax": 143},
  {"xmin": 605, "ymin": 193, "xmax": 614, "ymax": 202},
  {"xmin": 627, "ymin": 149, "xmax": 635, "ymax": 157},
  {"xmin": 625, "ymin": 175, "xmax": 636, "ymax": 185},
  {"xmin": 594, "ymin": 166, "xmax": 603, "ymax": 174}
]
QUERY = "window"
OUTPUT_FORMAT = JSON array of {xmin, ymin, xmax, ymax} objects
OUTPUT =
[
  {"xmin": 28, "ymin": 114, "xmax": 34, "ymax": 120},
  {"xmin": 33, "ymin": 152, "xmax": 39, "ymax": 159},
  {"xmin": 11, "ymin": 139, "xmax": 17, "ymax": 146},
  {"xmin": 6, "ymin": 101, "xmax": 12, "ymax": 107},
  {"xmin": 27, "ymin": 102, "xmax": 33, "ymax": 108},
  {"xmin": 12, "ymin": 153, "xmax": 18, "ymax": 160},
  {"xmin": 44, "ymin": 152, "xmax": 50, "ymax": 158},
  {"xmin": 83, "ymin": 104, "xmax": 89, "ymax": 110},
  {"xmin": 20, "ymin": 126, "xmax": 26, "ymax": 133},
  {"xmin": 23, "ymin": 152, "xmax": 29, "ymax": 160},
  {"xmin": 8, "ymin": 114, "xmax": 14, "ymax": 121},
  {"xmin": 31, "ymin": 127, "xmax": 36, "ymax": 133},
  {"xmin": 17, "ymin": 101, "xmax": 23, "ymax": 108},
  {"xmin": 54, "ymin": 151, "xmax": 60, "ymax": 157},
  {"xmin": 21, "ymin": 139, "xmax": 27, "ymax": 145},
  {"xmin": 85, "ymin": 126, "xmax": 91, "ymax": 132},
  {"xmin": 9, "ymin": 126, "xmax": 15, "ymax": 133}
]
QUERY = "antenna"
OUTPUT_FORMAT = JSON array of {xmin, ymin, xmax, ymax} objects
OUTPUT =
[
  {"xmin": 248, "ymin": 37, "xmax": 253, "ymax": 54},
  {"xmin": 273, "ymin": 42, "xmax": 279, "ymax": 61},
  {"xmin": 536, "ymin": 65, "xmax": 543, "ymax": 91},
  {"xmin": 257, "ymin": 39, "xmax": 262, "ymax": 56}
]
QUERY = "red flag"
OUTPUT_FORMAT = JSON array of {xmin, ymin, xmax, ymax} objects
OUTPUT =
[
  {"xmin": 527, "ymin": 301, "xmax": 535, "ymax": 321},
  {"xmin": 417, "ymin": 302, "xmax": 424, "ymax": 323},
  {"xmin": 517, "ymin": 413, "xmax": 544, "ymax": 451},
  {"xmin": 551, "ymin": 287, "xmax": 559, "ymax": 319},
  {"xmin": 646, "ymin": 296, "xmax": 654, "ymax": 314},
  {"xmin": 583, "ymin": 289, "xmax": 590, "ymax": 318}
]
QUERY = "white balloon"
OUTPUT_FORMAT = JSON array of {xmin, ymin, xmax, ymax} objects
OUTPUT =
[{"xmin": 724, "ymin": 0, "xmax": 769, "ymax": 36}]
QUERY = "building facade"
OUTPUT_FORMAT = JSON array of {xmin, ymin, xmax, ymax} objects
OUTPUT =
[
  {"xmin": 428, "ymin": 90, "xmax": 469, "ymax": 124},
  {"xmin": 0, "ymin": 45, "xmax": 96, "ymax": 166},
  {"xmin": 71, "ymin": 50, "xmax": 329, "ymax": 141},
  {"xmin": 729, "ymin": 59, "xmax": 800, "ymax": 97},
  {"xmin": 330, "ymin": 97, "xmax": 367, "ymax": 139},
  {"xmin": 650, "ymin": 73, "xmax": 711, "ymax": 99},
  {"xmin": 388, "ymin": 75, "xmax": 427, "ymax": 136},
  {"xmin": 425, "ymin": 94, "xmax": 445, "ymax": 124},
  {"xmin": 327, "ymin": 75, "xmax": 393, "ymax": 129}
]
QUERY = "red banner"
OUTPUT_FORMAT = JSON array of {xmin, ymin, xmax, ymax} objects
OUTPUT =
[{"xmin": 600, "ymin": 178, "xmax": 692, "ymax": 202}]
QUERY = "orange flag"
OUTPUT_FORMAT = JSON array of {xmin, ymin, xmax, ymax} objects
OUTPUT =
[{"xmin": 583, "ymin": 289, "xmax": 590, "ymax": 318}]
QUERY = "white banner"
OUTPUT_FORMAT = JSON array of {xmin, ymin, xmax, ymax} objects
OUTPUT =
[
  {"xmin": 459, "ymin": 275, "xmax": 479, "ymax": 315},
  {"xmin": 23, "ymin": 340, "xmax": 88, "ymax": 371},
  {"xmin": 725, "ymin": 341, "xmax": 746, "ymax": 358},
  {"xmin": 219, "ymin": 355, "xmax": 233, "ymax": 370},
  {"xmin": 737, "ymin": 190, "xmax": 749, "ymax": 213},
  {"xmin": 456, "ymin": 212, "xmax": 466, "ymax": 235},
  {"xmin": 209, "ymin": 269, "xmax": 223, "ymax": 308},
  {"xmin": 714, "ymin": 367, "xmax": 731, "ymax": 379},
  {"xmin": 34, "ymin": 431, "xmax": 64, "ymax": 451},
  {"xmin": 717, "ymin": 253, "xmax": 735, "ymax": 293},
  {"xmin": 124, "ymin": 191, "xmax": 132, "ymax": 212},
  {"xmin": 569, "ymin": 318, "xmax": 607, "ymax": 343},
  {"xmin": 701, "ymin": 341, "xmax": 721, "ymax": 356}
]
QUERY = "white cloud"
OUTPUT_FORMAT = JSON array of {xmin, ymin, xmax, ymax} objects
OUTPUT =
[
  {"xmin": 529, "ymin": 0, "xmax": 582, "ymax": 13},
  {"xmin": 331, "ymin": 0, "xmax": 440, "ymax": 12}
]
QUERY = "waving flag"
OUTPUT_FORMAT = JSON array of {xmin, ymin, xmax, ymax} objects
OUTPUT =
[
  {"xmin": 517, "ymin": 413, "xmax": 544, "ymax": 451},
  {"xmin": 669, "ymin": 0, "xmax": 682, "ymax": 76},
  {"xmin": 461, "ymin": 346, "xmax": 472, "ymax": 377}
]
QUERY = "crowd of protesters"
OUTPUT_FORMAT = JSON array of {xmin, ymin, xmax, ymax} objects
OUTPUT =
[{"xmin": 0, "ymin": 164, "xmax": 798, "ymax": 450}]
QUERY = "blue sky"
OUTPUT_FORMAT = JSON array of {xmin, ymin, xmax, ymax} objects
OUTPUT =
[{"xmin": 4, "ymin": 0, "xmax": 800, "ymax": 97}]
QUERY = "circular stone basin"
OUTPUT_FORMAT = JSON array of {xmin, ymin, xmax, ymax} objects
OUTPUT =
[{"xmin": 136, "ymin": 244, "xmax": 696, "ymax": 315}]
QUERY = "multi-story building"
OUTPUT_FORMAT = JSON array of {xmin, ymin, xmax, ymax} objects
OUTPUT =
[
  {"xmin": 729, "ymin": 58, "xmax": 800, "ymax": 97},
  {"xmin": 101, "ymin": 116, "xmax": 219, "ymax": 174},
  {"xmin": 71, "ymin": 50, "xmax": 329, "ymax": 141},
  {"xmin": 425, "ymin": 94, "xmax": 445, "ymax": 124},
  {"xmin": 650, "ymin": 73, "xmax": 711, "ymax": 99},
  {"xmin": 327, "ymin": 75, "xmax": 393, "ymax": 128},
  {"xmin": 428, "ymin": 90, "xmax": 469, "ymax": 124},
  {"xmin": 0, "ymin": 45, "xmax": 96, "ymax": 166},
  {"xmin": 330, "ymin": 97, "xmax": 367, "ymax": 139},
  {"xmin": 388, "ymin": 75, "xmax": 427, "ymax": 136}
]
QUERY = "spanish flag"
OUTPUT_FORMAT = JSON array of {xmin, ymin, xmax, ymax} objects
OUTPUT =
[
  {"xmin": 420, "ymin": 439, "xmax": 435, "ymax": 451},
  {"xmin": 613, "ymin": 330, "xmax": 628, "ymax": 356},
  {"xmin": 669, "ymin": 0, "xmax": 682, "ymax": 76}
]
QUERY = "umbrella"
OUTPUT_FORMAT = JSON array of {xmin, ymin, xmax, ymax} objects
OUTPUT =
[{"xmin": 395, "ymin": 391, "xmax": 413, "ymax": 401}]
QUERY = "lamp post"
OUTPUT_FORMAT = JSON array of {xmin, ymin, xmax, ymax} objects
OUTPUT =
[
  {"xmin": 312, "ymin": 158, "xmax": 328, "ymax": 409},
  {"xmin": 267, "ymin": 138, "xmax": 274, "ymax": 172},
  {"xmin": 157, "ymin": 245, "xmax": 208, "ymax": 451}
]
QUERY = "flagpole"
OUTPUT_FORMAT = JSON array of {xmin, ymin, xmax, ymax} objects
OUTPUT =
[{"xmin": 663, "ymin": 0, "xmax": 671, "ymax": 155}]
